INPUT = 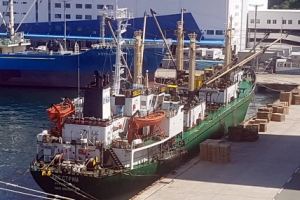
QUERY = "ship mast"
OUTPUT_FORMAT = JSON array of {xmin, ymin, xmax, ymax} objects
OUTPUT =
[
  {"xmin": 8, "ymin": 0, "xmax": 15, "ymax": 40},
  {"xmin": 112, "ymin": 0, "xmax": 133, "ymax": 95},
  {"xmin": 100, "ymin": 6, "xmax": 108, "ymax": 45},
  {"xmin": 224, "ymin": 16, "xmax": 233, "ymax": 70}
]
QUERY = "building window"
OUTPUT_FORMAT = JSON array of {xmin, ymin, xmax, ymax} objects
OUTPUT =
[
  {"xmin": 55, "ymin": 3, "xmax": 61, "ymax": 8},
  {"xmin": 55, "ymin": 14, "xmax": 61, "ymax": 19},
  {"xmin": 107, "ymin": 5, "xmax": 113, "ymax": 10},
  {"xmin": 97, "ymin": 5, "xmax": 104, "ymax": 9},
  {"xmin": 216, "ymin": 30, "xmax": 224, "ymax": 35},
  {"xmin": 85, "ymin": 15, "xmax": 92, "ymax": 20},
  {"xmin": 256, "ymin": 19, "xmax": 260, "ymax": 24},
  {"xmin": 66, "ymin": 14, "xmax": 70, "ymax": 19},
  {"xmin": 3, "ymin": 1, "xmax": 8, "ymax": 6},
  {"xmin": 282, "ymin": 19, "xmax": 286, "ymax": 24},
  {"xmin": 250, "ymin": 19, "xmax": 254, "ymax": 23},
  {"xmin": 206, "ymin": 30, "xmax": 214, "ymax": 35},
  {"xmin": 76, "ymin": 4, "xmax": 82, "ymax": 9},
  {"xmin": 273, "ymin": 20, "xmax": 277, "ymax": 24},
  {"xmin": 76, "ymin": 15, "xmax": 82, "ymax": 19},
  {"xmin": 66, "ymin": 3, "xmax": 70, "ymax": 8},
  {"xmin": 85, "ymin": 4, "xmax": 92, "ymax": 9},
  {"xmin": 288, "ymin": 20, "xmax": 292, "ymax": 24},
  {"xmin": 267, "ymin": 19, "xmax": 271, "ymax": 24}
]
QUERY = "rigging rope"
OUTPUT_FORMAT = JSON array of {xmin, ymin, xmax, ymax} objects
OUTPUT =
[
  {"xmin": 0, "ymin": 180, "xmax": 73, "ymax": 200},
  {"xmin": 0, "ymin": 187, "xmax": 55, "ymax": 200}
]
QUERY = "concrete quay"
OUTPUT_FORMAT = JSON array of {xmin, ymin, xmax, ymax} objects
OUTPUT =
[
  {"xmin": 133, "ymin": 104, "xmax": 300, "ymax": 200},
  {"xmin": 256, "ymin": 73, "xmax": 300, "ymax": 92}
]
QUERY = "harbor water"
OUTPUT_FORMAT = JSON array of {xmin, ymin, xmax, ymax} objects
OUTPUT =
[{"xmin": 0, "ymin": 86, "xmax": 279, "ymax": 200}]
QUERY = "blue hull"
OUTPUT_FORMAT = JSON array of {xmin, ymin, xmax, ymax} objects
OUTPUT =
[
  {"xmin": 5, "ymin": 13, "xmax": 201, "ymax": 41},
  {"xmin": 0, "ymin": 47, "xmax": 166, "ymax": 88}
]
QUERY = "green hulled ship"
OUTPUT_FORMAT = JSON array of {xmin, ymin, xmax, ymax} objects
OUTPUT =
[{"xmin": 29, "ymin": 6, "xmax": 286, "ymax": 200}]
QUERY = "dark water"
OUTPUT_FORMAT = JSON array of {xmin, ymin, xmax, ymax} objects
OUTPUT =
[{"xmin": 0, "ymin": 86, "xmax": 279, "ymax": 200}]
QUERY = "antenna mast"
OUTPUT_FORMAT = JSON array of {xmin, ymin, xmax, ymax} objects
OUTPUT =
[
  {"xmin": 112, "ymin": 0, "xmax": 133, "ymax": 95},
  {"xmin": 8, "ymin": 0, "xmax": 15, "ymax": 40}
]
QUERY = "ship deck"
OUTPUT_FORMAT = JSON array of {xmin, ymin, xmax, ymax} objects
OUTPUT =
[{"xmin": 133, "ymin": 104, "xmax": 300, "ymax": 200}]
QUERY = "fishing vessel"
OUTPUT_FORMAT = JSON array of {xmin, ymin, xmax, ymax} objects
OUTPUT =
[
  {"xmin": 29, "ymin": 8, "xmax": 286, "ymax": 200},
  {"xmin": 0, "ymin": 0, "xmax": 167, "ymax": 88}
]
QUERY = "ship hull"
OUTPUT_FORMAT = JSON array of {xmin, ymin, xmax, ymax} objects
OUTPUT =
[
  {"xmin": 0, "ymin": 47, "xmax": 165, "ymax": 88},
  {"xmin": 30, "ymin": 84, "xmax": 254, "ymax": 200}
]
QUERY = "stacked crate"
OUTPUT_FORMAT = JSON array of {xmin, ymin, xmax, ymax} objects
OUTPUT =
[
  {"xmin": 228, "ymin": 124, "xmax": 259, "ymax": 142},
  {"xmin": 199, "ymin": 139, "xmax": 231, "ymax": 163},
  {"xmin": 293, "ymin": 95, "xmax": 300, "ymax": 105},
  {"xmin": 280, "ymin": 92, "xmax": 292, "ymax": 106},
  {"xmin": 256, "ymin": 111, "xmax": 271, "ymax": 122},
  {"xmin": 271, "ymin": 113, "xmax": 285, "ymax": 122}
]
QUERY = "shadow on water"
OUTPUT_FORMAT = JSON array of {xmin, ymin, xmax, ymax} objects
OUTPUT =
[{"xmin": 0, "ymin": 87, "xmax": 281, "ymax": 200}]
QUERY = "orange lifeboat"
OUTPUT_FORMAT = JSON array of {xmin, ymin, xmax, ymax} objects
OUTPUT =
[
  {"xmin": 127, "ymin": 111, "xmax": 166, "ymax": 144},
  {"xmin": 47, "ymin": 98, "xmax": 75, "ymax": 121},
  {"xmin": 47, "ymin": 98, "xmax": 75, "ymax": 136},
  {"xmin": 135, "ymin": 111, "xmax": 165, "ymax": 129}
]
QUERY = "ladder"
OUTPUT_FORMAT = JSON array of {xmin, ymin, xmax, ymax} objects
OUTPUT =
[{"xmin": 108, "ymin": 148, "xmax": 125, "ymax": 170}]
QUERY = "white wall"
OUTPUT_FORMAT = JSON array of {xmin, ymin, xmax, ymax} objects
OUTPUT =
[{"xmin": 248, "ymin": 10, "xmax": 300, "ymax": 30}]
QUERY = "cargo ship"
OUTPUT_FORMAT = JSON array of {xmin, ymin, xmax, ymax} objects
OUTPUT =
[
  {"xmin": 29, "ymin": 9, "xmax": 285, "ymax": 200},
  {"xmin": 0, "ymin": 0, "xmax": 167, "ymax": 88}
]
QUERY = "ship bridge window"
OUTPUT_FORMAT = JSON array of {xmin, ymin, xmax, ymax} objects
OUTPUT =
[
  {"xmin": 76, "ymin": 4, "xmax": 82, "ymax": 9},
  {"xmin": 3, "ymin": 1, "xmax": 8, "ymax": 6},
  {"xmin": 282, "ymin": 19, "xmax": 286, "ymax": 24},
  {"xmin": 66, "ymin": 3, "xmax": 70, "ymax": 8},
  {"xmin": 288, "ymin": 20, "xmax": 292, "ymax": 24},
  {"xmin": 22, "ymin": 2, "xmax": 27, "ymax": 4},
  {"xmin": 76, "ymin": 15, "xmax": 82, "ymax": 19},
  {"xmin": 256, "ymin": 19, "xmax": 260, "ymax": 24},
  {"xmin": 97, "ymin": 5, "xmax": 104, "ymax": 9},
  {"xmin": 85, "ymin": 15, "xmax": 92, "ymax": 20},
  {"xmin": 250, "ymin": 19, "xmax": 254, "ymax": 23},
  {"xmin": 97, "ymin": 15, "xmax": 102, "ymax": 20},
  {"xmin": 273, "ymin": 20, "xmax": 277, "ymax": 24},
  {"xmin": 107, "ymin": 5, "xmax": 113, "ymax": 10},
  {"xmin": 85, "ymin": 4, "xmax": 92, "ymax": 9},
  {"xmin": 216, "ymin": 30, "xmax": 224, "ymax": 35},
  {"xmin": 298, "ymin": 20, "xmax": 300, "ymax": 24},
  {"xmin": 206, "ymin": 30, "xmax": 214, "ymax": 35},
  {"xmin": 55, "ymin": 14, "xmax": 61, "ymax": 19},
  {"xmin": 55, "ymin": 3, "xmax": 61, "ymax": 8},
  {"xmin": 66, "ymin": 14, "xmax": 71, "ymax": 19},
  {"xmin": 267, "ymin": 19, "xmax": 271, "ymax": 24}
]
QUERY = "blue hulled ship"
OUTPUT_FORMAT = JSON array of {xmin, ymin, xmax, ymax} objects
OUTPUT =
[{"xmin": 0, "ymin": 0, "xmax": 168, "ymax": 88}]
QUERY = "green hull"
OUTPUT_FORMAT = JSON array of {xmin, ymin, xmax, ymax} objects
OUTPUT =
[{"xmin": 30, "ymin": 80, "xmax": 254, "ymax": 200}]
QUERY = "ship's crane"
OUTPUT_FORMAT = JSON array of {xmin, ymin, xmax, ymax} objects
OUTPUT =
[{"xmin": 202, "ymin": 32, "xmax": 288, "ymax": 87}]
